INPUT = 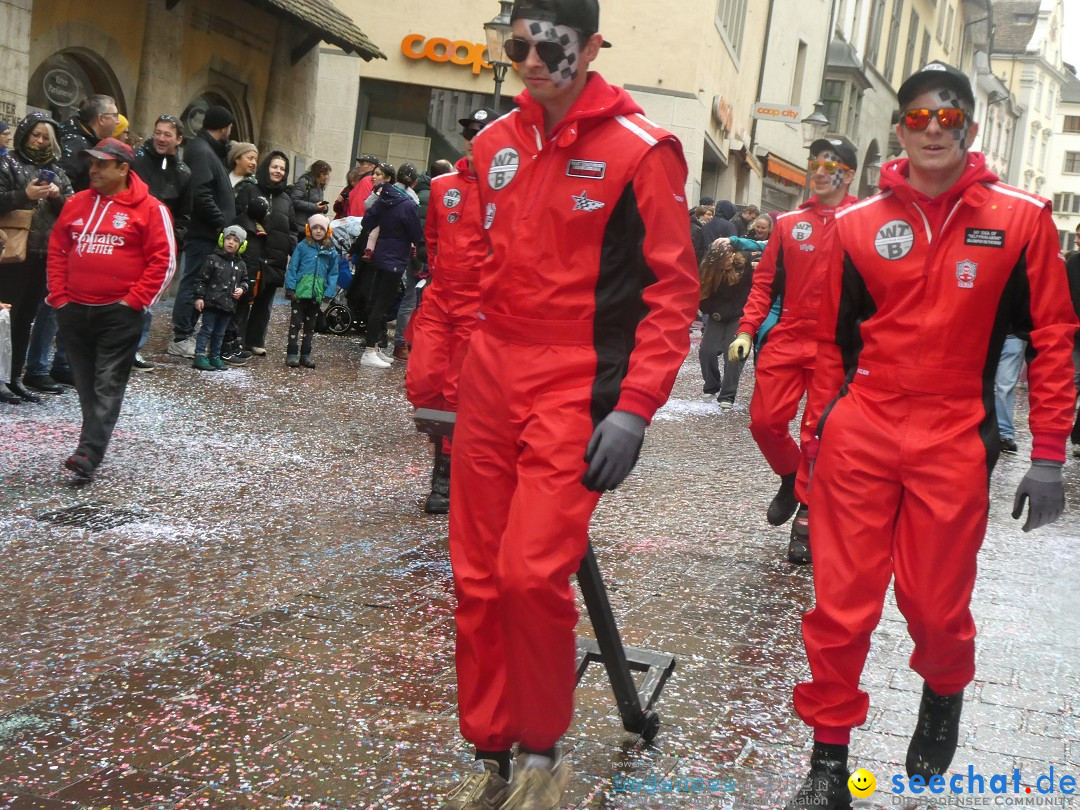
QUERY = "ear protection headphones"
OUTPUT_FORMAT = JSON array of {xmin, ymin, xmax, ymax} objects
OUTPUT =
[
  {"xmin": 304, "ymin": 222, "xmax": 334, "ymax": 239},
  {"xmin": 218, "ymin": 231, "xmax": 249, "ymax": 254}
]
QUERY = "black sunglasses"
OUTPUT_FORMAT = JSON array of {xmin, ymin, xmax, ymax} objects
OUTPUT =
[
  {"xmin": 504, "ymin": 36, "xmax": 565, "ymax": 68},
  {"xmin": 462, "ymin": 127, "xmax": 482, "ymax": 141}
]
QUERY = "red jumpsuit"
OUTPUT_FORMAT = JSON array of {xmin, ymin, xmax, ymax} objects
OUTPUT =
[
  {"xmin": 404, "ymin": 157, "xmax": 486, "ymax": 453},
  {"xmin": 450, "ymin": 74, "xmax": 699, "ymax": 752},
  {"xmin": 795, "ymin": 154, "xmax": 1078, "ymax": 734},
  {"xmin": 737, "ymin": 195, "xmax": 856, "ymax": 503}
]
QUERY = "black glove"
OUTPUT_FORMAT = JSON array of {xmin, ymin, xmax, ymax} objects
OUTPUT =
[
  {"xmin": 582, "ymin": 411, "xmax": 647, "ymax": 492},
  {"xmin": 1011, "ymin": 459, "xmax": 1065, "ymax": 532}
]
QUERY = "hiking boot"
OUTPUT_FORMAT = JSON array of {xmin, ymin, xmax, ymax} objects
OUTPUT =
[
  {"xmin": 907, "ymin": 682, "xmax": 963, "ymax": 780},
  {"xmin": 361, "ymin": 349, "xmax": 392, "ymax": 368},
  {"xmin": 299, "ymin": 355, "xmax": 316, "ymax": 369},
  {"xmin": 393, "ymin": 344, "xmax": 411, "ymax": 361},
  {"xmin": 999, "ymin": 436, "xmax": 1018, "ymax": 454},
  {"xmin": 64, "ymin": 452, "xmax": 95, "ymax": 479},
  {"xmin": 784, "ymin": 744, "xmax": 851, "ymax": 810},
  {"xmin": 767, "ymin": 472, "xmax": 798, "ymax": 525},
  {"xmin": 503, "ymin": 754, "xmax": 571, "ymax": 810},
  {"xmin": 443, "ymin": 759, "xmax": 510, "ymax": 809},
  {"xmin": 192, "ymin": 355, "xmax": 214, "ymax": 371},
  {"xmin": 22, "ymin": 374, "xmax": 64, "ymax": 395},
  {"xmin": 788, "ymin": 504, "xmax": 811, "ymax": 564},
  {"xmin": 132, "ymin": 353, "xmax": 156, "ymax": 372},
  {"xmin": 209, "ymin": 355, "xmax": 228, "ymax": 370},
  {"xmin": 167, "ymin": 336, "xmax": 196, "ymax": 358},
  {"xmin": 286, "ymin": 354, "xmax": 301, "ymax": 368},
  {"xmin": 424, "ymin": 449, "xmax": 451, "ymax": 514}
]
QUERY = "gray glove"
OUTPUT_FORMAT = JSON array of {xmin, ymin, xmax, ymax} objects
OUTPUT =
[
  {"xmin": 583, "ymin": 411, "xmax": 647, "ymax": 492},
  {"xmin": 1011, "ymin": 459, "xmax": 1065, "ymax": 532}
]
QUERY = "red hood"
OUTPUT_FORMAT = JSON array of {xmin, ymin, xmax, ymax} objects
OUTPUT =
[
  {"xmin": 455, "ymin": 156, "xmax": 476, "ymax": 179},
  {"xmin": 878, "ymin": 152, "xmax": 998, "ymax": 205},
  {"xmin": 515, "ymin": 72, "xmax": 644, "ymax": 139},
  {"xmin": 90, "ymin": 168, "xmax": 151, "ymax": 206}
]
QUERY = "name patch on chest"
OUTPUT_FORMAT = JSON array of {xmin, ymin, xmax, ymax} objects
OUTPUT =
[
  {"xmin": 566, "ymin": 159, "xmax": 606, "ymax": 180},
  {"xmin": 964, "ymin": 228, "xmax": 1005, "ymax": 248}
]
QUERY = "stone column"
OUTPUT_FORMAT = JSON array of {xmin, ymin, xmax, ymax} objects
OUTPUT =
[
  {"xmin": 260, "ymin": 22, "xmax": 319, "ymax": 169},
  {"xmin": 132, "ymin": 0, "xmax": 186, "ymax": 137},
  {"xmin": 0, "ymin": 0, "xmax": 33, "ymax": 123}
]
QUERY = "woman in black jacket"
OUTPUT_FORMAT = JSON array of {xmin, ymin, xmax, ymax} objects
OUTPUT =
[
  {"xmin": 289, "ymin": 160, "xmax": 330, "ymax": 235},
  {"xmin": 236, "ymin": 151, "xmax": 297, "ymax": 355},
  {"xmin": 0, "ymin": 113, "xmax": 73, "ymax": 402}
]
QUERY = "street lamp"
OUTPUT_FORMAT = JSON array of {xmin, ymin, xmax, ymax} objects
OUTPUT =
[
  {"xmin": 484, "ymin": 0, "xmax": 514, "ymax": 110},
  {"xmin": 800, "ymin": 100, "xmax": 831, "ymax": 146},
  {"xmin": 864, "ymin": 156, "xmax": 883, "ymax": 190}
]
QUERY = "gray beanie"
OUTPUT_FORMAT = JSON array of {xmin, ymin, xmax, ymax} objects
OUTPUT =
[{"xmin": 222, "ymin": 225, "xmax": 247, "ymax": 244}]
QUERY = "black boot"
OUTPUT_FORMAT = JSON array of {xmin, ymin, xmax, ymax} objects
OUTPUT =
[
  {"xmin": 424, "ymin": 440, "xmax": 451, "ymax": 514},
  {"xmin": 0, "ymin": 382, "xmax": 22, "ymax": 405},
  {"xmin": 768, "ymin": 472, "xmax": 798, "ymax": 525},
  {"xmin": 8, "ymin": 380, "xmax": 42, "ymax": 403},
  {"xmin": 785, "ymin": 742, "xmax": 851, "ymax": 810},
  {"xmin": 788, "ymin": 504, "xmax": 811, "ymax": 564},
  {"xmin": 907, "ymin": 682, "xmax": 963, "ymax": 779}
]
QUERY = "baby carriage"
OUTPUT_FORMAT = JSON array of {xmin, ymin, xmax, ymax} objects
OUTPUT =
[
  {"xmin": 318, "ymin": 217, "xmax": 364, "ymax": 335},
  {"xmin": 322, "ymin": 287, "xmax": 355, "ymax": 335}
]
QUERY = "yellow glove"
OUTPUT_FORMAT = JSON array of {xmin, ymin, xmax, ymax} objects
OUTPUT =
[{"xmin": 727, "ymin": 332, "xmax": 753, "ymax": 362}]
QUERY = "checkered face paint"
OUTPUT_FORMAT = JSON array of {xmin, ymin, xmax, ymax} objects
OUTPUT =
[
  {"xmin": 938, "ymin": 89, "xmax": 971, "ymax": 149},
  {"xmin": 815, "ymin": 149, "xmax": 847, "ymax": 190},
  {"xmin": 523, "ymin": 19, "xmax": 582, "ymax": 88}
]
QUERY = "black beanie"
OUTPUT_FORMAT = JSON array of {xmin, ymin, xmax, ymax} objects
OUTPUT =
[{"xmin": 202, "ymin": 105, "xmax": 234, "ymax": 131}]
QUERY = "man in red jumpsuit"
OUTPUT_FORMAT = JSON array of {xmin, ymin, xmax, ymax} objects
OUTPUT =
[
  {"xmin": 405, "ymin": 107, "xmax": 495, "ymax": 514},
  {"xmin": 442, "ymin": 1, "xmax": 699, "ymax": 806},
  {"xmin": 727, "ymin": 138, "xmax": 858, "ymax": 564},
  {"xmin": 785, "ymin": 62, "xmax": 1078, "ymax": 809}
]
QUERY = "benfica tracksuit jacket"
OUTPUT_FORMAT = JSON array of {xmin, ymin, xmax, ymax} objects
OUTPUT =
[
  {"xmin": 737, "ymin": 194, "xmax": 856, "ymax": 500},
  {"xmin": 794, "ymin": 154, "xmax": 1078, "ymax": 733},
  {"xmin": 404, "ymin": 157, "xmax": 485, "ymax": 448},
  {"xmin": 447, "ymin": 73, "xmax": 699, "ymax": 752}
]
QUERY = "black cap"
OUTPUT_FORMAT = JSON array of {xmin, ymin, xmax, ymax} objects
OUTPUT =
[
  {"xmin": 458, "ymin": 108, "xmax": 497, "ymax": 129},
  {"xmin": 355, "ymin": 153, "xmax": 379, "ymax": 166},
  {"xmin": 511, "ymin": 0, "xmax": 612, "ymax": 46},
  {"xmin": 897, "ymin": 61, "xmax": 975, "ymax": 109},
  {"xmin": 809, "ymin": 136, "xmax": 858, "ymax": 171}
]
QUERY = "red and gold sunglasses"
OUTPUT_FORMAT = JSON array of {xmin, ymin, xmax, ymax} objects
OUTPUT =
[{"xmin": 902, "ymin": 107, "xmax": 967, "ymax": 131}]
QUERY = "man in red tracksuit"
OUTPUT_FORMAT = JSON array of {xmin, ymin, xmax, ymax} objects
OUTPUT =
[
  {"xmin": 442, "ymin": 1, "xmax": 699, "ymax": 807},
  {"xmin": 785, "ymin": 62, "xmax": 1078, "ymax": 809},
  {"xmin": 48, "ymin": 137, "xmax": 176, "ymax": 478},
  {"xmin": 405, "ymin": 107, "xmax": 495, "ymax": 514},
  {"xmin": 726, "ymin": 138, "xmax": 858, "ymax": 564}
]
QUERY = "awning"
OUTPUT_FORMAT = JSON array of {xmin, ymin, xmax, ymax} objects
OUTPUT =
[
  {"xmin": 765, "ymin": 152, "xmax": 806, "ymax": 185},
  {"xmin": 244, "ymin": 0, "xmax": 387, "ymax": 62},
  {"xmin": 743, "ymin": 149, "xmax": 763, "ymax": 177}
]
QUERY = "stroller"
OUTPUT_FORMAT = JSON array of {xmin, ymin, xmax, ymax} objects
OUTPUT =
[{"xmin": 318, "ymin": 217, "xmax": 364, "ymax": 335}]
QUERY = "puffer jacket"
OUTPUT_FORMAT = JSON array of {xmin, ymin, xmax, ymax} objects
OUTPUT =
[
  {"xmin": 285, "ymin": 237, "xmax": 338, "ymax": 301},
  {"xmin": 360, "ymin": 182, "xmax": 423, "ymax": 274},
  {"xmin": 289, "ymin": 172, "xmax": 325, "ymax": 233},
  {"xmin": 235, "ymin": 151, "xmax": 296, "ymax": 286},
  {"xmin": 0, "ymin": 114, "xmax": 74, "ymax": 257},
  {"xmin": 57, "ymin": 116, "xmax": 97, "ymax": 192},
  {"xmin": 194, "ymin": 247, "xmax": 248, "ymax": 313}
]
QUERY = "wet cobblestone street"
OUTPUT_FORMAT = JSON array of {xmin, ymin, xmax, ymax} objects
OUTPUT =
[{"xmin": 1, "ymin": 302, "xmax": 1078, "ymax": 808}]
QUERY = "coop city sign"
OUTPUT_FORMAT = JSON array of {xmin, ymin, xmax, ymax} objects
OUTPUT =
[{"xmin": 401, "ymin": 34, "xmax": 493, "ymax": 75}]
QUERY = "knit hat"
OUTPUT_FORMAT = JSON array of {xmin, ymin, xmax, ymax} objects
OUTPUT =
[
  {"xmin": 307, "ymin": 213, "xmax": 330, "ymax": 231},
  {"xmin": 227, "ymin": 141, "xmax": 257, "ymax": 168},
  {"xmin": 0, "ymin": 121, "xmax": 8, "ymax": 135},
  {"xmin": 202, "ymin": 105, "xmax": 234, "ymax": 131},
  {"xmin": 222, "ymin": 225, "xmax": 247, "ymax": 243},
  {"xmin": 112, "ymin": 114, "xmax": 129, "ymax": 139}
]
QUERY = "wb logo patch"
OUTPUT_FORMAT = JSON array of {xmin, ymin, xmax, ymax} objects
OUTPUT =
[
  {"xmin": 488, "ymin": 148, "xmax": 519, "ymax": 190},
  {"xmin": 874, "ymin": 219, "xmax": 914, "ymax": 260}
]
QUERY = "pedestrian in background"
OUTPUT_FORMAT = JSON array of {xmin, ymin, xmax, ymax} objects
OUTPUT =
[
  {"xmin": 47, "ymin": 138, "xmax": 175, "ymax": 479},
  {"xmin": 283, "ymin": 213, "xmax": 337, "ymax": 369},
  {"xmin": 290, "ymin": 160, "xmax": 331, "ymax": 234},
  {"xmin": 697, "ymin": 244, "xmax": 752, "ymax": 408}
]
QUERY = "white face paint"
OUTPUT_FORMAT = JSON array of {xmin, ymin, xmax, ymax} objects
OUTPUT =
[{"xmin": 521, "ymin": 19, "xmax": 582, "ymax": 89}]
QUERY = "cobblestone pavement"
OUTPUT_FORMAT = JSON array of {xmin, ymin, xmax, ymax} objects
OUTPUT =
[{"xmin": 0, "ymin": 303, "xmax": 1077, "ymax": 808}]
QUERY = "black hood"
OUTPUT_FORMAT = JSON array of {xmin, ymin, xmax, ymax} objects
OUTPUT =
[
  {"xmin": 15, "ymin": 112, "xmax": 60, "ymax": 151},
  {"xmin": 256, "ymin": 150, "xmax": 291, "ymax": 194},
  {"xmin": 715, "ymin": 200, "xmax": 736, "ymax": 219}
]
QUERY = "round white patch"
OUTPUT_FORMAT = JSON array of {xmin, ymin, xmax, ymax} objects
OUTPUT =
[
  {"xmin": 488, "ymin": 147, "xmax": 519, "ymax": 190},
  {"xmin": 443, "ymin": 188, "xmax": 462, "ymax": 209},
  {"xmin": 484, "ymin": 202, "xmax": 496, "ymax": 230},
  {"xmin": 791, "ymin": 221, "xmax": 813, "ymax": 242},
  {"xmin": 874, "ymin": 219, "xmax": 914, "ymax": 260},
  {"xmin": 475, "ymin": 110, "xmax": 489, "ymax": 121}
]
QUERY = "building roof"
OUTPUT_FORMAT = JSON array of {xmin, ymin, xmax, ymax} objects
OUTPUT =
[
  {"xmin": 991, "ymin": 0, "xmax": 1040, "ymax": 54},
  {"xmin": 248, "ymin": 0, "xmax": 386, "ymax": 61},
  {"xmin": 1062, "ymin": 71, "xmax": 1080, "ymax": 104}
]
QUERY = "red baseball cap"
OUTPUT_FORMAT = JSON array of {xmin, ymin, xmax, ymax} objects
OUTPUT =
[{"xmin": 81, "ymin": 137, "xmax": 135, "ymax": 164}]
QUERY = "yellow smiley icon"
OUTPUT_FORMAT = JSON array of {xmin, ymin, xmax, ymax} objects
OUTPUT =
[{"xmin": 848, "ymin": 768, "xmax": 876, "ymax": 798}]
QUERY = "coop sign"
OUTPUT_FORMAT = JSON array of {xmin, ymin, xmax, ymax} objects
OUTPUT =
[{"xmin": 401, "ymin": 34, "xmax": 492, "ymax": 75}]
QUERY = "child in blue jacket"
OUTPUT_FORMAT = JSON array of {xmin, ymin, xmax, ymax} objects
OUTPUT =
[{"xmin": 284, "ymin": 214, "xmax": 337, "ymax": 368}]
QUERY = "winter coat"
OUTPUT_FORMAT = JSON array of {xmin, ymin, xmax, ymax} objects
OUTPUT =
[
  {"xmin": 234, "ymin": 150, "xmax": 296, "ymax": 287},
  {"xmin": 57, "ymin": 117, "xmax": 97, "ymax": 192},
  {"xmin": 700, "ymin": 205, "xmax": 737, "ymax": 245},
  {"xmin": 360, "ymin": 183, "xmax": 422, "ymax": 274},
  {"xmin": 285, "ymin": 238, "xmax": 338, "ymax": 301},
  {"xmin": 132, "ymin": 140, "xmax": 192, "ymax": 244},
  {"xmin": 700, "ymin": 264, "xmax": 754, "ymax": 321},
  {"xmin": 47, "ymin": 170, "xmax": 176, "ymax": 311},
  {"xmin": 0, "ymin": 116, "xmax": 74, "ymax": 257},
  {"xmin": 183, "ymin": 129, "xmax": 235, "ymax": 243},
  {"xmin": 194, "ymin": 247, "xmax": 248, "ymax": 313},
  {"xmin": 289, "ymin": 172, "xmax": 326, "ymax": 233}
]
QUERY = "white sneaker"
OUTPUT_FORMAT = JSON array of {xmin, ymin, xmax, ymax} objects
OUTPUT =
[
  {"xmin": 361, "ymin": 349, "xmax": 392, "ymax": 368},
  {"xmin": 249, "ymin": 346, "xmax": 267, "ymax": 356},
  {"xmin": 718, "ymin": 400, "xmax": 734, "ymax": 411},
  {"xmin": 166, "ymin": 336, "xmax": 196, "ymax": 359},
  {"xmin": 377, "ymin": 349, "xmax": 395, "ymax": 364},
  {"xmin": 502, "ymin": 754, "xmax": 570, "ymax": 809}
]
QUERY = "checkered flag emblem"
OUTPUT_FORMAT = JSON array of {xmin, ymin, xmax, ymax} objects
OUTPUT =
[{"xmin": 528, "ymin": 21, "xmax": 578, "ymax": 83}]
